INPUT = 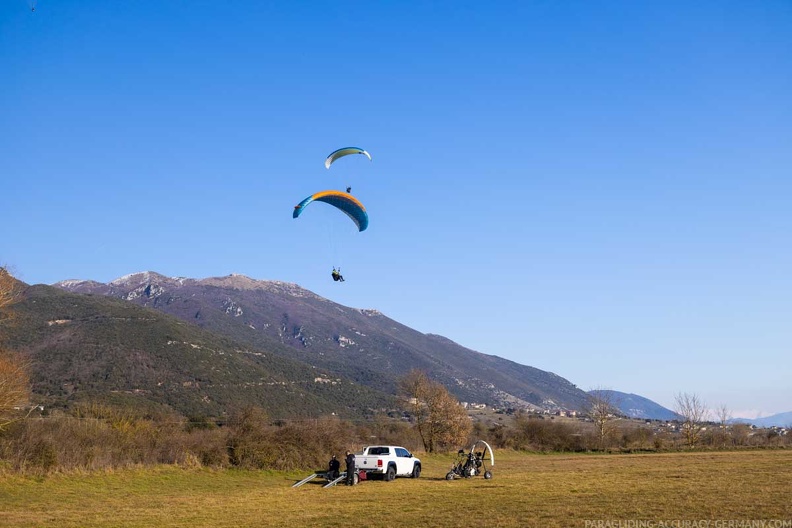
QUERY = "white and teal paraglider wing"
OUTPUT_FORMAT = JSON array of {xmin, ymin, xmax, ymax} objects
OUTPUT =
[{"xmin": 324, "ymin": 147, "xmax": 372, "ymax": 169}]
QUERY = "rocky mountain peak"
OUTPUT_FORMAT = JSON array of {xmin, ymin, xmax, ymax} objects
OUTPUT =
[{"xmin": 196, "ymin": 274, "xmax": 314, "ymax": 298}]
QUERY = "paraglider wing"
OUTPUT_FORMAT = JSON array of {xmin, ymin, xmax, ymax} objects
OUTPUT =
[
  {"xmin": 293, "ymin": 190, "xmax": 369, "ymax": 232},
  {"xmin": 324, "ymin": 147, "xmax": 372, "ymax": 169}
]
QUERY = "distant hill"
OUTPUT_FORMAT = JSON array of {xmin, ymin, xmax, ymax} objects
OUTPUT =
[
  {"xmin": 588, "ymin": 390, "xmax": 680, "ymax": 421},
  {"xmin": 54, "ymin": 272, "xmax": 590, "ymax": 411},
  {"xmin": 6, "ymin": 284, "xmax": 393, "ymax": 419},
  {"xmin": 732, "ymin": 412, "xmax": 792, "ymax": 428}
]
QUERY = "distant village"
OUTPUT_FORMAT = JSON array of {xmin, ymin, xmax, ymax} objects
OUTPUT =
[{"xmin": 459, "ymin": 401, "xmax": 789, "ymax": 450}]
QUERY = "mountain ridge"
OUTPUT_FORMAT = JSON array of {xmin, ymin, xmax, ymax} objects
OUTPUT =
[
  {"xmin": 53, "ymin": 271, "xmax": 590, "ymax": 411},
  {"xmin": 732, "ymin": 411, "xmax": 792, "ymax": 428},
  {"xmin": 588, "ymin": 389, "xmax": 681, "ymax": 421}
]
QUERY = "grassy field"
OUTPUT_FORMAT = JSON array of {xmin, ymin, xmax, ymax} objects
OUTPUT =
[{"xmin": 1, "ymin": 450, "xmax": 790, "ymax": 527}]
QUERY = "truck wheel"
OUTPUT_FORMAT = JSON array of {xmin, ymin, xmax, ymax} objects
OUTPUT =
[
  {"xmin": 384, "ymin": 465, "xmax": 396, "ymax": 482},
  {"xmin": 411, "ymin": 464, "xmax": 421, "ymax": 478}
]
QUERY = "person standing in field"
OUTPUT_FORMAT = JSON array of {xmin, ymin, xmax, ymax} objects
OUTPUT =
[{"xmin": 345, "ymin": 450, "xmax": 356, "ymax": 486}]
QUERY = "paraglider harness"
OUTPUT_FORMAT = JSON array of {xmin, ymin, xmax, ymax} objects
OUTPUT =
[{"xmin": 331, "ymin": 268, "xmax": 345, "ymax": 282}]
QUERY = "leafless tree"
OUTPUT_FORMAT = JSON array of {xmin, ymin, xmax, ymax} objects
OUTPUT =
[
  {"xmin": 398, "ymin": 369, "xmax": 471, "ymax": 453},
  {"xmin": 0, "ymin": 266, "xmax": 21, "ymax": 323},
  {"xmin": 0, "ymin": 267, "xmax": 30, "ymax": 430},
  {"xmin": 715, "ymin": 403, "xmax": 731, "ymax": 427},
  {"xmin": 587, "ymin": 387, "xmax": 621, "ymax": 449},
  {"xmin": 713, "ymin": 403, "xmax": 732, "ymax": 447},
  {"xmin": 674, "ymin": 392, "xmax": 708, "ymax": 448},
  {"xmin": 0, "ymin": 353, "xmax": 32, "ymax": 429}
]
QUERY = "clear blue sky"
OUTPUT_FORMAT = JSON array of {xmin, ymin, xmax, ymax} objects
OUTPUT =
[{"xmin": 2, "ymin": 1, "xmax": 790, "ymax": 417}]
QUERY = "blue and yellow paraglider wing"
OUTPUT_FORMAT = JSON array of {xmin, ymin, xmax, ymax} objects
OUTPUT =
[{"xmin": 293, "ymin": 190, "xmax": 369, "ymax": 232}]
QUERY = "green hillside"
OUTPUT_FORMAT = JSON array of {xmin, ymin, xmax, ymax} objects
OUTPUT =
[{"xmin": 6, "ymin": 284, "xmax": 394, "ymax": 419}]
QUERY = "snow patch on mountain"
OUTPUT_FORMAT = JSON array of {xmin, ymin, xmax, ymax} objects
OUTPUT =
[
  {"xmin": 111, "ymin": 271, "xmax": 157, "ymax": 286},
  {"xmin": 53, "ymin": 279, "xmax": 104, "ymax": 291},
  {"xmin": 55, "ymin": 279, "xmax": 87, "ymax": 289}
]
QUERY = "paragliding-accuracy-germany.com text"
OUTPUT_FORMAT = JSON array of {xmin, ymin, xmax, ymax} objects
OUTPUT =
[{"xmin": 583, "ymin": 520, "xmax": 792, "ymax": 528}]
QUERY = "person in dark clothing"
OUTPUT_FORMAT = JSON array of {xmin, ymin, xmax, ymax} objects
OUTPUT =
[
  {"xmin": 345, "ymin": 450, "xmax": 356, "ymax": 485},
  {"xmin": 331, "ymin": 267, "xmax": 345, "ymax": 282},
  {"xmin": 328, "ymin": 454, "xmax": 341, "ymax": 480}
]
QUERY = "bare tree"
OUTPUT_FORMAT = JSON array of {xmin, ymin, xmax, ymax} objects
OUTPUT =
[
  {"xmin": 587, "ymin": 387, "xmax": 621, "ymax": 450},
  {"xmin": 0, "ymin": 267, "xmax": 30, "ymax": 430},
  {"xmin": 715, "ymin": 403, "xmax": 731, "ymax": 427},
  {"xmin": 713, "ymin": 403, "xmax": 732, "ymax": 447},
  {"xmin": 0, "ymin": 266, "xmax": 21, "ymax": 323},
  {"xmin": 0, "ymin": 353, "xmax": 31, "ymax": 429},
  {"xmin": 398, "ymin": 369, "xmax": 471, "ymax": 453},
  {"xmin": 674, "ymin": 392, "xmax": 708, "ymax": 448}
]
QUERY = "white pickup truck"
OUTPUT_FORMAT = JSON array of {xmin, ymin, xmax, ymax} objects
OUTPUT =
[{"xmin": 355, "ymin": 446, "xmax": 421, "ymax": 481}]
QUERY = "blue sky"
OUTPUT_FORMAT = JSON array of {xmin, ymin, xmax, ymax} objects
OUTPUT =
[{"xmin": 2, "ymin": 1, "xmax": 790, "ymax": 417}]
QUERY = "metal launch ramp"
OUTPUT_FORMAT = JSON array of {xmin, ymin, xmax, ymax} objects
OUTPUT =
[
  {"xmin": 292, "ymin": 472, "xmax": 349, "ymax": 488},
  {"xmin": 322, "ymin": 474, "xmax": 347, "ymax": 488}
]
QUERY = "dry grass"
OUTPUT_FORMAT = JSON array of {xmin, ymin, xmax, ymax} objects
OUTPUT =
[{"xmin": 1, "ymin": 450, "xmax": 790, "ymax": 527}]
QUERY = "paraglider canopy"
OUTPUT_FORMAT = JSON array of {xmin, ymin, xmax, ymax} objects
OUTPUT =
[
  {"xmin": 292, "ymin": 190, "xmax": 369, "ymax": 232},
  {"xmin": 324, "ymin": 147, "xmax": 372, "ymax": 169}
]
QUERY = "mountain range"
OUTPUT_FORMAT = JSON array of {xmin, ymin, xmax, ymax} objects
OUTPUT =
[
  {"xmin": 589, "ymin": 389, "xmax": 681, "ymax": 421},
  {"xmin": 592, "ymin": 389, "xmax": 791, "ymax": 426},
  {"xmin": 732, "ymin": 412, "xmax": 792, "ymax": 428},
  {"xmin": 5, "ymin": 272, "xmax": 590, "ymax": 419}
]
